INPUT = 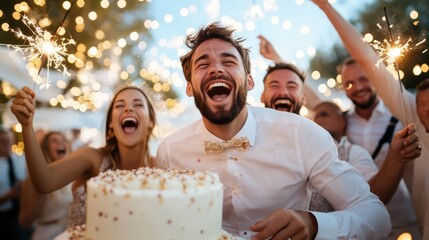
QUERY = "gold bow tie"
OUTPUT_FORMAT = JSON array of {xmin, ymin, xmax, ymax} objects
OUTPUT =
[{"xmin": 204, "ymin": 136, "xmax": 250, "ymax": 156}]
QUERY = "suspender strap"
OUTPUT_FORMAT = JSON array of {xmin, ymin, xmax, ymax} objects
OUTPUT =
[
  {"xmin": 372, "ymin": 116, "xmax": 398, "ymax": 159},
  {"xmin": 7, "ymin": 156, "xmax": 17, "ymax": 187},
  {"xmin": 7, "ymin": 156, "xmax": 19, "ymax": 211}
]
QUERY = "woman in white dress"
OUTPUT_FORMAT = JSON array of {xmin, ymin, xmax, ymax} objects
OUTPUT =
[{"xmin": 19, "ymin": 131, "xmax": 73, "ymax": 240}]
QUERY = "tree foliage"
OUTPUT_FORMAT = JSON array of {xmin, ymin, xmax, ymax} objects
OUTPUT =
[{"xmin": 309, "ymin": 0, "xmax": 429, "ymax": 89}]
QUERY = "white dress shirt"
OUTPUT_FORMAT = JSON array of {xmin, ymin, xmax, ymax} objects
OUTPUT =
[
  {"xmin": 156, "ymin": 105, "xmax": 391, "ymax": 239},
  {"xmin": 309, "ymin": 136, "xmax": 377, "ymax": 212},
  {"xmin": 346, "ymin": 101, "xmax": 419, "ymax": 238},
  {"xmin": 337, "ymin": 136, "xmax": 378, "ymax": 181},
  {"xmin": 424, "ymin": 173, "xmax": 429, "ymax": 239},
  {"xmin": 346, "ymin": 100, "xmax": 403, "ymax": 165},
  {"xmin": 367, "ymin": 72, "xmax": 429, "ymax": 237}
]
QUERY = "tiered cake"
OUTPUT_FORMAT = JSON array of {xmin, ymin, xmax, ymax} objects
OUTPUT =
[{"xmin": 85, "ymin": 167, "xmax": 224, "ymax": 240}]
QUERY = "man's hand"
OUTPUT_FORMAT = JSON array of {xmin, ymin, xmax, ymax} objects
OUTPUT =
[
  {"xmin": 258, "ymin": 35, "xmax": 283, "ymax": 63},
  {"xmin": 250, "ymin": 209, "xmax": 317, "ymax": 240},
  {"xmin": 391, "ymin": 123, "xmax": 421, "ymax": 162},
  {"xmin": 0, "ymin": 182, "xmax": 21, "ymax": 204}
]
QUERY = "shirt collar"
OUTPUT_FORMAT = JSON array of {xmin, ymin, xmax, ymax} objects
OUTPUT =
[{"xmin": 201, "ymin": 105, "xmax": 256, "ymax": 147}]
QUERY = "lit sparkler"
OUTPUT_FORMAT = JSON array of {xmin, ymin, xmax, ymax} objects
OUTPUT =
[
  {"xmin": 371, "ymin": 36, "xmax": 412, "ymax": 68},
  {"xmin": 416, "ymin": 38, "xmax": 427, "ymax": 54},
  {"xmin": 371, "ymin": 7, "xmax": 410, "ymax": 124},
  {"xmin": 0, "ymin": 2, "xmax": 76, "ymax": 89}
]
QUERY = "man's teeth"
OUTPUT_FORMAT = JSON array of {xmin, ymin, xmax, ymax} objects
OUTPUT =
[
  {"xmin": 208, "ymin": 82, "xmax": 230, "ymax": 90},
  {"xmin": 274, "ymin": 99, "xmax": 291, "ymax": 105}
]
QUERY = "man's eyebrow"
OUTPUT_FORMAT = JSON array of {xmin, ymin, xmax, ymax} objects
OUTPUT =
[
  {"xmin": 194, "ymin": 52, "xmax": 239, "ymax": 65},
  {"xmin": 221, "ymin": 52, "xmax": 238, "ymax": 60},
  {"xmin": 286, "ymin": 80, "xmax": 299, "ymax": 85},
  {"xmin": 268, "ymin": 79, "xmax": 280, "ymax": 84},
  {"xmin": 194, "ymin": 54, "xmax": 209, "ymax": 65}
]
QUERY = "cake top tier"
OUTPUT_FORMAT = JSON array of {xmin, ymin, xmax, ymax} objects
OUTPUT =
[{"xmin": 89, "ymin": 167, "xmax": 222, "ymax": 192}]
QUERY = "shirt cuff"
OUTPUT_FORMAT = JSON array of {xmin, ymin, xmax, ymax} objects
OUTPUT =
[{"xmin": 310, "ymin": 211, "xmax": 337, "ymax": 239}]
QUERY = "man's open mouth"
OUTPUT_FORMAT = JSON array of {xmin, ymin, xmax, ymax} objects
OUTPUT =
[
  {"xmin": 273, "ymin": 98, "xmax": 292, "ymax": 111},
  {"xmin": 207, "ymin": 82, "xmax": 231, "ymax": 101}
]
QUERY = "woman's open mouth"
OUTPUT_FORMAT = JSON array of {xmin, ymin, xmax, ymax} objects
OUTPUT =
[{"xmin": 121, "ymin": 117, "xmax": 138, "ymax": 133}]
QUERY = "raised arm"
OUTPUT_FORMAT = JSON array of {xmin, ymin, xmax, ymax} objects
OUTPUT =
[
  {"xmin": 312, "ymin": 0, "xmax": 412, "ymax": 119},
  {"xmin": 369, "ymin": 123, "xmax": 421, "ymax": 204},
  {"xmin": 258, "ymin": 35, "xmax": 283, "ymax": 63},
  {"xmin": 10, "ymin": 87, "xmax": 48, "ymax": 191},
  {"xmin": 10, "ymin": 87, "xmax": 99, "ymax": 193},
  {"xmin": 312, "ymin": 0, "xmax": 380, "ymax": 69}
]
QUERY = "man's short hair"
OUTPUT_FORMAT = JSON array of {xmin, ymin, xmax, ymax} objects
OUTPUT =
[
  {"xmin": 263, "ymin": 62, "xmax": 307, "ymax": 83},
  {"xmin": 180, "ymin": 22, "xmax": 251, "ymax": 83},
  {"xmin": 416, "ymin": 78, "xmax": 429, "ymax": 93},
  {"xmin": 337, "ymin": 56, "xmax": 356, "ymax": 74}
]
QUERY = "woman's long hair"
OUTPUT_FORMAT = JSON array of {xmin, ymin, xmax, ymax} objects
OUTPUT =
[{"xmin": 102, "ymin": 86, "xmax": 157, "ymax": 168}]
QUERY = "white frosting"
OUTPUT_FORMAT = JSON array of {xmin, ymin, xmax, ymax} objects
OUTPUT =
[
  {"xmin": 85, "ymin": 167, "xmax": 224, "ymax": 240},
  {"xmin": 54, "ymin": 225, "xmax": 244, "ymax": 240}
]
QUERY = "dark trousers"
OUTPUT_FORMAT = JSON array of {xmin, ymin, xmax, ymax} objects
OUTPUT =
[{"xmin": 0, "ymin": 209, "xmax": 32, "ymax": 240}]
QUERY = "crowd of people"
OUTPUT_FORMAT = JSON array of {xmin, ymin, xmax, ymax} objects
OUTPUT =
[{"xmin": 2, "ymin": 0, "xmax": 428, "ymax": 239}]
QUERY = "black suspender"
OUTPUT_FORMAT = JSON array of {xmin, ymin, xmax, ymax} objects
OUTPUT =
[
  {"xmin": 371, "ymin": 116, "xmax": 398, "ymax": 159},
  {"xmin": 7, "ymin": 156, "xmax": 19, "ymax": 211}
]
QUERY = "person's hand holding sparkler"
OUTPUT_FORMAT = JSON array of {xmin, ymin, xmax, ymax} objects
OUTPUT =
[
  {"xmin": 10, "ymin": 86, "xmax": 36, "ymax": 128},
  {"xmin": 390, "ymin": 123, "xmax": 422, "ymax": 162}
]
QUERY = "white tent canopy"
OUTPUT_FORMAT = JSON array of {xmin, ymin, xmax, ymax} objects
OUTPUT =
[
  {"xmin": 0, "ymin": 46, "xmax": 72, "ymax": 103},
  {"xmin": 2, "ymin": 104, "xmax": 105, "ymax": 131},
  {"xmin": 0, "ymin": 47, "xmax": 113, "ymax": 131}
]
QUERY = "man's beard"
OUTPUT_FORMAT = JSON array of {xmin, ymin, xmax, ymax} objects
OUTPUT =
[
  {"xmin": 193, "ymin": 81, "xmax": 247, "ymax": 125},
  {"xmin": 352, "ymin": 92, "xmax": 377, "ymax": 109},
  {"xmin": 292, "ymin": 102, "xmax": 302, "ymax": 114}
]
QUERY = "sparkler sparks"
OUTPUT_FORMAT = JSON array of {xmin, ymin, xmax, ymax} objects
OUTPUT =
[
  {"xmin": 371, "ymin": 7, "xmax": 411, "ymax": 125},
  {"xmin": 416, "ymin": 38, "xmax": 427, "ymax": 54},
  {"xmin": 370, "ymin": 36, "xmax": 412, "ymax": 68},
  {"xmin": 0, "ymin": 15, "xmax": 76, "ymax": 89}
]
